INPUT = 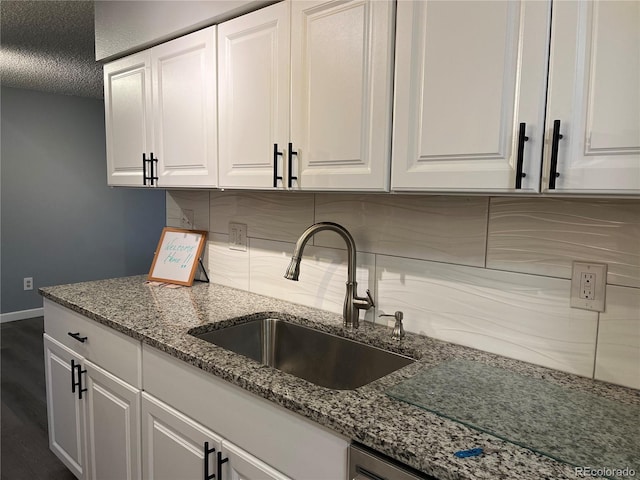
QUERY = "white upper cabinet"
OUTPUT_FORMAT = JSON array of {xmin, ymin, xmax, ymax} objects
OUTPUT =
[
  {"xmin": 218, "ymin": 2, "xmax": 290, "ymax": 189},
  {"xmin": 392, "ymin": 0, "xmax": 639, "ymax": 195},
  {"xmin": 104, "ymin": 51, "xmax": 153, "ymax": 187},
  {"xmin": 218, "ymin": 0, "xmax": 395, "ymax": 191},
  {"xmin": 105, "ymin": 0, "xmax": 638, "ymax": 194},
  {"xmin": 290, "ymin": 0, "xmax": 395, "ymax": 191},
  {"xmin": 104, "ymin": 26, "xmax": 217, "ymax": 188},
  {"xmin": 542, "ymin": 0, "xmax": 640, "ymax": 194},
  {"xmin": 152, "ymin": 27, "xmax": 218, "ymax": 188},
  {"xmin": 392, "ymin": 0, "xmax": 551, "ymax": 193}
]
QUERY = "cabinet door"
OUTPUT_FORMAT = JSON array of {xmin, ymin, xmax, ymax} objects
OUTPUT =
[
  {"xmin": 84, "ymin": 360, "xmax": 141, "ymax": 480},
  {"xmin": 290, "ymin": 0, "xmax": 395, "ymax": 191},
  {"xmin": 218, "ymin": 2, "xmax": 290, "ymax": 189},
  {"xmin": 152, "ymin": 27, "xmax": 218, "ymax": 187},
  {"xmin": 104, "ymin": 51, "xmax": 153, "ymax": 187},
  {"xmin": 221, "ymin": 440, "xmax": 291, "ymax": 480},
  {"xmin": 392, "ymin": 0, "xmax": 551, "ymax": 192},
  {"xmin": 43, "ymin": 334, "xmax": 86, "ymax": 479},
  {"xmin": 141, "ymin": 393, "xmax": 223, "ymax": 480},
  {"xmin": 543, "ymin": 1, "xmax": 640, "ymax": 193}
]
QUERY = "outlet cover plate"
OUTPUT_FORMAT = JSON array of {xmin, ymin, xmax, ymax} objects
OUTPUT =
[
  {"xmin": 570, "ymin": 262, "xmax": 607, "ymax": 312},
  {"xmin": 180, "ymin": 209, "xmax": 195, "ymax": 229},
  {"xmin": 229, "ymin": 223, "xmax": 247, "ymax": 251}
]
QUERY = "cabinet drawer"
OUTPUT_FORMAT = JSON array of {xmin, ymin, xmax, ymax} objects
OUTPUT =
[{"xmin": 44, "ymin": 299, "xmax": 141, "ymax": 387}]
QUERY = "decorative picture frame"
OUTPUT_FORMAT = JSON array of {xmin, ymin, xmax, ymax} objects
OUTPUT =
[{"xmin": 148, "ymin": 227, "xmax": 208, "ymax": 286}]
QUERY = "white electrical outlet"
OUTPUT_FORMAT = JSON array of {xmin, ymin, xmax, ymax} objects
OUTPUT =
[
  {"xmin": 579, "ymin": 273, "xmax": 595, "ymax": 300},
  {"xmin": 24, "ymin": 277, "xmax": 33, "ymax": 291},
  {"xmin": 229, "ymin": 223, "xmax": 247, "ymax": 251},
  {"xmin": 570, "ymin": 262, "xmax": 607, "ymax": 312}
]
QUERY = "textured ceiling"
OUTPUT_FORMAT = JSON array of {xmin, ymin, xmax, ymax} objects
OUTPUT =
[{"xmin": 1, "ymin": 0, "xmax": 103, "ymax": 99}]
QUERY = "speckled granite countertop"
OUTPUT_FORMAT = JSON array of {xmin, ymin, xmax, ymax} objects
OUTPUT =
[{"xmin": 40, "ymin": 276, "xmax": 639, "ymax": 480}]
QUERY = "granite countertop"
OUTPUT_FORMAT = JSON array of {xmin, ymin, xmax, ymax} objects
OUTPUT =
[{"xmin": 39, "ymin": 276, "xmax": 640, "ymax": 480}]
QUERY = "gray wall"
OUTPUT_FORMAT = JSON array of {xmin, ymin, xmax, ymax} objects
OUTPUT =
[
  {"xmin": 95, "ymin": 0, "xmax": 273, "ymax": 61},
  {"xmin": 1, "ymin": 86, "xmax": 166, "ymax": 314}
]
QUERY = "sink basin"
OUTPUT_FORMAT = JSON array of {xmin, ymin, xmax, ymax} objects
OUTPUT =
[{"xmin": 191, "ymin": 318, "xmax": 414, "ymax": 390}]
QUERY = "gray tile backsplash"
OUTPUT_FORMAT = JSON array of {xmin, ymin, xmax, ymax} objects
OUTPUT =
[{"xmin": 168, "ymin": 191, "xmax": 640, "ymax": 389}]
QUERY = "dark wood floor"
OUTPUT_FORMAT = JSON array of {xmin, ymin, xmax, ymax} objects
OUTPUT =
[{"xmin": 1, "ymin": 317, "xmax": 77, "ymax": 480}]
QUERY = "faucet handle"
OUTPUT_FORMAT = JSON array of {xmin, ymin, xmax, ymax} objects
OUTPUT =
[
  {"xmin": 379, "ymin": 311, "xmax": 405, "ymax": 340},
  {"xmin": 353, "ymin": 289, "xmax": 375, "ymax": 310},
  {"xmin": 364, "ymin": 289, "xmax": 375, "ymax": 308}
]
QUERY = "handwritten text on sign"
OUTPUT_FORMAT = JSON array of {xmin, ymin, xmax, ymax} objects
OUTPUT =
[{"xmin": 163, "ymin": 237, "xmax": 198, "ymax": 268}]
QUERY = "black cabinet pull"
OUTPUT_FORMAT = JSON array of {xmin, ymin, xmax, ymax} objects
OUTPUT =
[
  {"xmin": 68, "ymin": 332, "xmax": 87, "ymax": 343},
  {"xmin": 288, "ymin": 142, "xmax": 298, "ymax": 188},
  {"xmin": 143, "ymin": 153, "xmax": 148, "ymax": 186},
  {"xmin": 217, "ymin": 452, "xmax": 229, "ymax": 480},
  {"xmin": 549, "ymin": 119, "xmax": 563, "ymax": 189},
  {"xmin": 78, "ymin": 365, "xmax": 87, "ymax": 400},
  {"xmin": 515, "ymin": 122, "xmax": 529, "ymax": 189},
  {"xmin": 143, "ymin": 152, "xmax": 159, "ymax": 186},
  {"xmin": 273, "ymin": 144, "xmax": 283, "ymax": 187},
  {"xmin": 149, "ymin": 152, "xmax": 159, "ymax": 186},
  {"xmin": 71, "ymin": 358, "xmax": 77, "ymax": 393},
  {"xmin": 70, "ymin": 360, "xmax": 87, "ymax": 400},
  {"xmin": 204, "ymin": 442, "xmax": 216, "ymax": 480}
]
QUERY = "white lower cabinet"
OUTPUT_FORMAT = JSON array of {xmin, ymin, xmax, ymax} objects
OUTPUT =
[
  {"xmin": 44, "ymin": 334, "xmax": 141, "ymax": 480},
  {"xmin": 44, "ymin": 335, "xmax": 85, "ymax": 479},
  {"xmin": 43, "ymin": 299, "xmax": 142, "ymax": 480},
  {"xmin": 84, "ymin": 360, "xmax": 141, "ymax": 480},
  {"xmin": 142, "ymin": 393, "xmax": 223, "ymax": 480},
  {"xmin": 44, "ymin": 300, "xmax": 348, "ymax": 480},
  {"xmin": 142, "ymin": 393, "xmax": 291, "ymax": 480},
  {"xmin": 142, "ymin": 344, "xmax": 349, "ymax": 480},
  {"xmin": 221, "ymin": 440, "xmax": 291, "ymax": 480}
]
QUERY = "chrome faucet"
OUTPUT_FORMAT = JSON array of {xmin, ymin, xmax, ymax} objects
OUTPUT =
[{"xmin": 284, "ymin": 222, "xmax": 374, "ymax": 329}]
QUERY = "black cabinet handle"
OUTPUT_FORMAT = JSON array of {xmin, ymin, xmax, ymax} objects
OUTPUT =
[
  {"xmin": 217, "ymin": 452, "xmax": 228, "ymax": 480},
  {"xmin": 149, "ymin": 152, "xmax": 159, "ymax": 186},
  {"xmin": 143, "ymin": 152, "xmax": 158, "ymax": 186},
  {"xmin": 515, "ymin": 122, "xmax": 529, "ymax": 189},
  {"xmin": 70, "ymin": 359, "xmax": 87, "ymax": 400},
  {"xmin": 288, "ymin": 142, "xmax": 298, "ymax": 188},
  {"xmin": 204, "ymin": 442, "xmax": 216, "ymax": 480},
  {"xmin": 78, "ymin": 365, "xmax": 87, "ymax": 400},
  {"xmin": 273, "ymin": 144, "xmax": 283, "ymax": 187},
  {"xmin": 68, "ymin": 332, "xmax": 87, "ymax": 343},
  {"xmin": 71, "ymin": 358, "xmax": 77, "ymax": 393},
  {"xmin": 143, "ymin": 153, "xmax": 148, "ymax": 186},
  {"xmin": 549, "ymin": 119, "xmax": 563, "ymax": 189}
]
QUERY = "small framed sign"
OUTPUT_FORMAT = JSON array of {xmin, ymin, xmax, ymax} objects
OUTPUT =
[{"xmin": 148, "ymin": 227, "xmax": 207, "ymax": 286}]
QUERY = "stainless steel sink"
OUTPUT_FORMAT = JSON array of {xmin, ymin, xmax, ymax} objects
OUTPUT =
[{"xmin": 191, "ymin": 318, "xmax": 414, "ymax": 390}]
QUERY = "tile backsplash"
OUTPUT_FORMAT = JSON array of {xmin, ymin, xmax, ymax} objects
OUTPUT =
[
  {"xmin": 167, "ymin": 191, "xmax": 640, "ymax": 390},
  {"xmin": 487, "ymin": 198, "xmax": 640, "ymax": 288}
]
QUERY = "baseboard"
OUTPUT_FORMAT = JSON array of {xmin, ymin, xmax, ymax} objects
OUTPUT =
[{"xmin": 0, "ymin": 307, "xmax": 44, "ymax": 323}]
